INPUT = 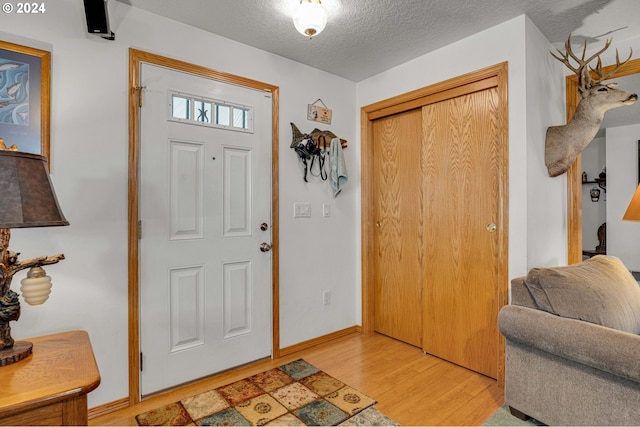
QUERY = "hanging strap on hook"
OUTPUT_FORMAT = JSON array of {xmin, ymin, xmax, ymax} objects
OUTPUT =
[
  {"xmin": 318, "ymin": 135, "xmax": 328, "ymax": 181},
  {"xmin": 294, "ymin": 143, "xmax": 311, "ymax": 182},
  {"xmin": 311, "ymin": 98, "xmax": 328, "ymax": 109}
]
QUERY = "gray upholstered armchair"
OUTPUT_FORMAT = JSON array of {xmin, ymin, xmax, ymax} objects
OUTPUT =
[{"xmin": 498, "ymin": 256, "xmax": 640, "ymax": 426}]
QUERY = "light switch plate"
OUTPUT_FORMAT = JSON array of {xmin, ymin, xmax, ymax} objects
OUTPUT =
[{"xmin": 294, "ymin": 202, "xmax": 311, "ymax": 218}]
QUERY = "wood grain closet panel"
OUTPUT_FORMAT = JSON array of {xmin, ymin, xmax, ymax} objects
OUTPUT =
[
  {"xmin": 422, "ymin": 87, "xmax": 500, "ymax": 379},
  {"xmin": 372, "ymin": 109, "xmax": 423, "ymax": 347}
]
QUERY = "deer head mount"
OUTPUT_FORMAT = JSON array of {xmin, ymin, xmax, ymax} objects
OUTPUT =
[{"xmin": 545, "ymin": 34, "xmax": 638, "ymax": 177}]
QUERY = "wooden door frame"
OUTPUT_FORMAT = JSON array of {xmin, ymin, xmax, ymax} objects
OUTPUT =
[
  {"xmin": 360, "ymin": 62, "xmax": 509, "ymax": 386},
  {"xmin": 566, "ymin": 58, "xmax": 640, "ymax": 264},
  {"xmin": 128, "ymin": 49, "xmax": 280, "ymax": 404}
]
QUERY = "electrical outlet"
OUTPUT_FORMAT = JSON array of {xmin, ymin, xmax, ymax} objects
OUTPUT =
[{"xmin": 322, "ymin": 290, "xmax": 331, "ymax": 306}]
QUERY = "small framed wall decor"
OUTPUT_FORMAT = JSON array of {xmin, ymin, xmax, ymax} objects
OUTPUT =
[
  {"xmin": 0, "ymin": 40, "xmax": 51, "ymax": 164},
  {"xmin": 307, "ymin": 98, "xmax": 332, "ymax": 124}
]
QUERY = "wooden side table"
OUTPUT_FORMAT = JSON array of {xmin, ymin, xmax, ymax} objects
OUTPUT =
[{"xmin": 0, "ymin": 330, "xmax": 101, "ymax": 426}]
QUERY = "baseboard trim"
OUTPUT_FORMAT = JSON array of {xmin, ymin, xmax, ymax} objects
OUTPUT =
[
  {"xmin": 87, "ymin": 327, "xmax": 362, "ymax": 419},
  {"xmin": 278, "ymin": 325, "xmax": 362, "ymax": 357},
  {"xmin": 88, "ymin": 397, "xmax": 129, "ymax": 420}
]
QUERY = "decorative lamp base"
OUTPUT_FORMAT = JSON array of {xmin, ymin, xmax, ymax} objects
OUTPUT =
[{"xmin": 0, "ymin": 341, "xmax": 33, "ymax": 366}]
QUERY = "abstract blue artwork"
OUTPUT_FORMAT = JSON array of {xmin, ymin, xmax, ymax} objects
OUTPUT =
[
  {"xmin": 0, "ymin": 41, "xmax": 49, "ymax": 158},
  {"xmin": 0, "ymin": 58, "xmax": 30, "ymax": 126}
]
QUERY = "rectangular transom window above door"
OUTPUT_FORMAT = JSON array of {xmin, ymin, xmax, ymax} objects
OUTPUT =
[{"xmin": 169, "ymin": 91, "xmax": 253, "ymax": 133}]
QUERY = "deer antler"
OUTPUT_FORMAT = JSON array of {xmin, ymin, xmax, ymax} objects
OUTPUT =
[
  {"xmin": 590, "ymin": 46, "xmax": 634, "ymax": 83},
  {"xmin": 550, "ymin": 33, "xmax": 631, "ymax": 98}
]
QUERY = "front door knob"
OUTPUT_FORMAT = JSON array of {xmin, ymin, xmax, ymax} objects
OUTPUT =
[
  {"xmin": 260, "ymin": 223, "xmax": 269, "ymax": 231},
  {"xmin": 260, "ymin": 242, "xmax": 272, "ymax": 252}
]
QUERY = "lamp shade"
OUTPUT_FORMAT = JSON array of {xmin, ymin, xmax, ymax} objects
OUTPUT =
[
  {"xmin": 0, "ymin": 150, "xmax": 68, "ymax": 228},
  {"xmin": 623, "ymin": 183, "xmax": 640, "ymax": 221}
]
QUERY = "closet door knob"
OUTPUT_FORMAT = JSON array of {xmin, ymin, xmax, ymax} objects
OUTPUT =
[{"xmin": 486, "ymin": 223, "xmax": 497, "ymax": 233}]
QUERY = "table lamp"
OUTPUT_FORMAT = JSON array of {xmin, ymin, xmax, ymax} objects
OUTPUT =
[
  {"xmin": 623, "ymin": 184, "xmax": 640, "ymax": 221},
  {"xmin": 0, "ymin": 142, "xmax": 68, "ymax": 366}
]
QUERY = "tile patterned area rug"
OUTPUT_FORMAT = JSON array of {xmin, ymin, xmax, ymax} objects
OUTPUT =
[{"xmin": 136, "ymin": 359, "xmax": 398, "ymax": 426}]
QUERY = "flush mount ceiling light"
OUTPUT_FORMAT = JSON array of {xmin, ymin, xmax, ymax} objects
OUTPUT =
[{"xmin": 293, "ymin": 0, "xmax": 327, "ymax": 39}]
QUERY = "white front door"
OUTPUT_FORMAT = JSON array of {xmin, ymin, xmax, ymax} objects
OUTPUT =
[{"xmin": 139, "ymin": 63, "xmax": 272, "ymax": 396}]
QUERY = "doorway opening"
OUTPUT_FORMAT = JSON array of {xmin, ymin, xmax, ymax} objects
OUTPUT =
[{"xmin": 128, "ymin": 48, "xmax": 280, "ymax": 404}]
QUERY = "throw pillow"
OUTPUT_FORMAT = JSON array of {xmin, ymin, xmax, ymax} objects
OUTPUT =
[{"xmin": 524, "ymin": 255, "xmax": 640, "ymax": 334}]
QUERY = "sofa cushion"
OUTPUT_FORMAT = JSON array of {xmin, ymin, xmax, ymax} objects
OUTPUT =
[{"xmin": 524, "ymin": 255, "xmax": 640, "ymax": 334}]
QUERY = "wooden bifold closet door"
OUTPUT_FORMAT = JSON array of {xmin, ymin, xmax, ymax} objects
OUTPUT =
[
  {"xmin": 373, "ymin": 109, "xmax": 423, "ymax": 348},
  {"xmin": 371, "ymin": 74, "xmax": 505, "ymax": 380}
]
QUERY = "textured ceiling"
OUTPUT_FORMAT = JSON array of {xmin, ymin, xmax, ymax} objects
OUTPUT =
[{"xmin": 114, "ymin": 0, "xmax": 640, "ymax": 82}]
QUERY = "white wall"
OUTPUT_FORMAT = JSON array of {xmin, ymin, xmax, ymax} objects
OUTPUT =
[
  {"xmin": 606, "ymin": 124, "xmax": 640, "ymax": 271},
  {"xmin": 356, "ymin": 15, "xmax": 568, "ymax": 283},
  {"xmin": 1, "ymin": 0, "xmax": 358, "ymax": 407},
  {"xmin": 524, "ymin": 18, "xmax": 569, "ymax": 269}
]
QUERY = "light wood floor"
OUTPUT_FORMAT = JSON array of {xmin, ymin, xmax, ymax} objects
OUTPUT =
[{"xmin": 90, "ymin": 332, "xmax": 504, "ymax": 426}]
